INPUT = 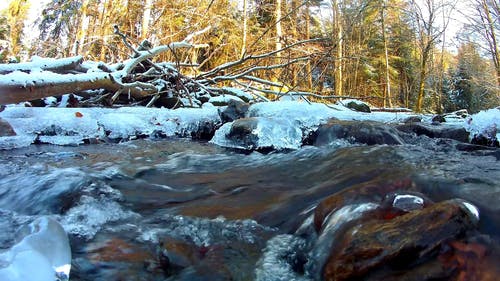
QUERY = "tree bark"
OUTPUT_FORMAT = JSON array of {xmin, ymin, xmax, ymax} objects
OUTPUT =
[
  {"xmin": 305, "ymin": 1, "xmax": 313, "ymax": 90},
  {"xmin": 0, "ymin": 72, "xmax": 133, "ymax": 105},
  {"xmin": 381, "ymin": 0, "xmax": 392, "ymax": 107},
  {"xmin": 275, "ymin": 0, "xmax": 283, "ymax": 55},
  {"xmin": 241, "ymin": 0, "xmax": 248, "ymax": 57},
  {"xmin": 479, "ymin": 0, "xmax": 500, "ymax": 86},
  {"xmin": 332, "ymin": 0, "xmax": 343, "ymax": 96},
  {"xmin": 142, "ymin": 0, "xmax": 153, "ymax": 40}
]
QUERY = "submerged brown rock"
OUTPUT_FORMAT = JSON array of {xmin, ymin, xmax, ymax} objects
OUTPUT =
[{"xmin": 322, "ymin": 200, "xmax": 479, "ymax": 281}]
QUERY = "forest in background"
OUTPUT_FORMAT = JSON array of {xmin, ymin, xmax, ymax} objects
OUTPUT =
[{"xmin": 0, "ymin": 0, "xmax": 499, "ymax": 113}]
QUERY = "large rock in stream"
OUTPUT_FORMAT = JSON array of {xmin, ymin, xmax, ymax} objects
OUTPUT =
[
  {"xmin": 320, "ymin": 199, "xmax": 482, "ymax": 281},
  {"xmin": 312, "ymin": 120, "xmax": 405, "ymax": 146},
  {"xmin": 219, "ymin": 100, "xmax": 250, "ymax": 123},
  {"xmin": 210, "ymin": 117, "xmax": 303, "ymax": 151},
  {"xmin": 396, "ymin": 123, "xmax": 470, "ymax": 143}
]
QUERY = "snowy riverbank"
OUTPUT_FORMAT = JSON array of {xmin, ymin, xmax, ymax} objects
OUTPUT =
[{"xmin": 0, "ymin": 101, "xmax": 498, "ymax": 150}]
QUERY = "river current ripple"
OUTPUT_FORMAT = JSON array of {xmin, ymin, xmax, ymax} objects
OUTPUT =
[{"xmin": 0, "ymin": 139, "xmax": 499, "ymax": 280}]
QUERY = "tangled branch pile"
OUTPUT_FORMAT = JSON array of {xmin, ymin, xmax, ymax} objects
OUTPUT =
[{"xmin": 0, "ymin": 28, "xmax": 325, "ymax": 107}]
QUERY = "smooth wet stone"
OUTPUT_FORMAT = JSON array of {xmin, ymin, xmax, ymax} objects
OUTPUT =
[
  {"xmin": 0, "ymin": 118, "xmax": 16, "ymax": 136},
  {"xmin": 227, "ymin": 117, "xmax": 260, "ymax": 148},
  {"xmin": 154, "ymin": 97, "xmax": 183, "ymax": 109},
  {"xmin": 382, "ymin": 191, "xmax": 433, "ymax": 214},
  {"xmin": 432, "ymin": 114, "xmax": 447, "ymax": 124},
  {"xmin": 74, "ymin": 237, "xmax": 161, "ymax": 281},
  {"xmin": 396, "ymin": 123, "xmax": 470, "ymax": 143},
  {"xmin": 219, "ymin": 100, "xmax": 249, "ymax": 123},
  {"xmin": 470, "ymin": 134, "xmax": 499, "ymax": 147},
  {"xmin": 313, "ymin": 120, "xmax": 405, "ymax": 146},
  {"xmin": 322, "ymin": 200, "xmax": 479, "ymax": 281},
  {"xmin": 160, "ymin": 238, "xmax": 261, "ymax": 281},
  {"xmin": 403, "ymin": 116, "xmax": 422, "ymax": 124},
  {"xmin": 343, "ymin": 100, "xmax": 371, "ymax": 113},
  {"xmin": 314, "ymin": 178, "xmax": 415, "ymax": 232},
  {"xmin": 455, "ymin": 143, "xmax": 497, "ymax": 152},
  {"xmin": 190, "ymin": 119, "xmax": 217, "ymax": 140}
]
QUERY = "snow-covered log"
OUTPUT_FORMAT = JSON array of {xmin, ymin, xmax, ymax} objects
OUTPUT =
[
  {"xmin": 0, "ymin": 71, "xmax": 154, "ymax": 105},
  {"xmin": 0, "ymin": 56, "xmax": 84, "ymax": 75}
]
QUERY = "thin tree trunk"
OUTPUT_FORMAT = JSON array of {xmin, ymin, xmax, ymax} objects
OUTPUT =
[
  {"xmin": 241, "ymin": 0, "xmax": 248, "ymax": 57},
  {"xmin": 480, "ymin": 0, "xmax": 500, "ymax": 86},
  {"xmin": 142, "ymin": 0, "xmax": 153, "ymax": 40},
  {"xmin": 275, "ymin": 0, "xmax": 283, "ymax": 54},
  {"xmin": 381, "ymin": 0, "xmax": 392, "ymax": 107},
  {"xmin": 436, "ymin": 5, "xmax": 448, "ymax": 114},
  {"xmin": 305, "ymin": 1, "xmax": 313, "ymax": 90},
  {"xmin": 76, "ymin": 0, "xmax": 91, "ymax": 56},
  {"xmin": 416, "ymin": 56, "xmax": 428, "ymax": 112},
  {"xmin": 332, "ymin": 0, "xmax": 343, "ymax": 96}
]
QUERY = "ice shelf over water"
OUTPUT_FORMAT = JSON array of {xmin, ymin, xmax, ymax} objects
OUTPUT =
[
  {"xmin": 0, "ymin": 104, "xmax": 220, "ymax": 149},
  {"xmin": 1, "ymin": 101, "xmax": 498, "ymax": 149}
]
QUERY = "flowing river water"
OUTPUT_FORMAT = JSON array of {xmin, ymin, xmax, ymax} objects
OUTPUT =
[{"xmin": 0, "ymin": 138, "xmax": 499, "ymax": 280}]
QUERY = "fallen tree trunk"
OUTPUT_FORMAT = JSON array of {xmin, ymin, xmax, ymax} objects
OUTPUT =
[
  {"xmin": 0, "ymin": 71, "xmax": 156, "ymax": 104},
  {"xmin": 0, "ymin": 56, "xmax": 84, "ymax": 75}
]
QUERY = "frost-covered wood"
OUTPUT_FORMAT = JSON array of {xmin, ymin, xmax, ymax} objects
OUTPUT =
[
  {"xmin": 0, "ymin": 43, "xmax": 203, "ymax": 105},
  {"xmin": 0, "ymin": 32, "xmax": 328, "ymax": 106},
  {"xmin": 0, "ymin": 56, "xmax": 84, "ymax": 75}
]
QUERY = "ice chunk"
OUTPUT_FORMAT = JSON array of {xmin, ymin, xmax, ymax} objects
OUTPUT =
[
  {"xmin": 0, "ymin": 217, "xmax": 71, "ymax": 281},
  {"xmin": 210, "ymin": 118, "xmax": 303, "ymax": 150},
  {"xmin": 0, "ymin": 135, "xmax": 35, "ymax": 150}
]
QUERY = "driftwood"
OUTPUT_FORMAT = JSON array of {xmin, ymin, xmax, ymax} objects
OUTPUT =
[{"xmin": 0, "ymin": 30, "xmax": 329, "ymax": 106}]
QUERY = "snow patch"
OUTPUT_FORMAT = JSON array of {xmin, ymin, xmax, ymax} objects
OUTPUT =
[
  {"xmin": 208, "ymin": 94, "xmax": 244, "ymax": 105},
  {"xmin": 465, "ymin": 108, "xmax": 500, "ymax": 143}
]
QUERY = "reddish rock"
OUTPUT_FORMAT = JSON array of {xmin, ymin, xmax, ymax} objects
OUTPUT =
[
  {"xmin": 322, "ymin": 200, "xmax": 479, "ymax": 281},
  {"xmin": 0, "ymin": 118, "xmax": 16, "ymax": 136},
  {"xmin": 439, "ymin": 238, "xmax": 500, "ymax": 281},
  {"xmin": 88, "ymin": 238, "xmax": 154, "ymax": 263},
  {"xmin": 159, "ymin": 237, "xmax": 201, "ymax": 272}
]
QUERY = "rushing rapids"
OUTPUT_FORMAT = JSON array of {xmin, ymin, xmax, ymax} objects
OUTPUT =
[{"xmin": 0, "ymin": 136, "xmax": 499, "ymax": 280}]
